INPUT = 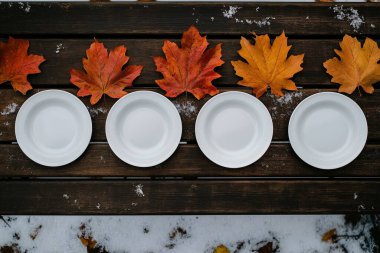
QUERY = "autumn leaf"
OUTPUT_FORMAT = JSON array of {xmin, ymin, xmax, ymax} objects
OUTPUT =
[
  {"xmin": 30, "ymin": 224, "xmax": 42, "ymax": 240},
  {"xmin": 257, "ymin": 242, "xmax": 275, "ymax": 253},
  {"xmin": 322, "ymin": 228, "xmax": 337, "ymax": 243},
  {"xmin": 0, "ymin": 37, "xmax": 45, "ymax": 94},
  {"xmin": 80, "ymin": 236, "xmax": 98, "ymax": 249},
  {"xmin": 70, "ymin": 40, "xmax": 143, "ymax": 105},
  {"xmin": 231, "ymin": 32, "xmax": 304, "ymax": 98},
  {"xmin": 0, "ymin": 245, "xmax": 22, "ymax": 253},
  {"xmin": 323, "ymin": 35, "xmax": 380, "ymax": 94},
  {"xmin": 213, "ymin": 244, "xmax": 230, "ymax": 253},
  {"xmin": 153, "ymin": 25, "xmax": 224, "ymax": 100}
]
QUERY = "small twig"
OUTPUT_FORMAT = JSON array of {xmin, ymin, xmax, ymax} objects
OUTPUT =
[
  {"xmin": 103, "ymin": 94, "xmax": 107, "ymax": 108},
  {"xmin": 0, "ymin": 215, "xmax": 11, "ymax": 227},
  {"xmin": 357, "ymin": 86, "xmax": 362, "ymax": 96}
]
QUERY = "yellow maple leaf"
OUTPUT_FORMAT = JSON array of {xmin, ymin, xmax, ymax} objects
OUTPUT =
[
  {"xmin": 213, "ymin": 244, "xmax": 230, "ymax": 253},
  {"xmin": 324, "ymin": 35, "xmax": 380, "ymax": 94},
  {"xmin": 231, "ymin": 31, "xmax": 304, "ymax": 98}
]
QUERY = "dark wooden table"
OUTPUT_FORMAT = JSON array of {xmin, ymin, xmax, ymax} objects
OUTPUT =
[{"xmin": 0, "ymin": 2, "xmax": 379, "ymax": 214}]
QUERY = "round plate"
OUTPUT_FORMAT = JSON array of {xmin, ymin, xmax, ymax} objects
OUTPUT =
[
  {"xmin": 106, "ymin": 91, "xmax": 182, "ymax": 167},
  {"xmin": 195, "ymin": 91, "xmax": 273, "ymax": 168},
  {"xmin": 15, "ymin": 90, "xmax": 92, "ymax": 167},
  {"xmin": 289, "ymin": 92, "xmax": 367, "ymax": 170}
]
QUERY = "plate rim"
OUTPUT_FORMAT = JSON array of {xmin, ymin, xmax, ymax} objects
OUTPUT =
[
  {"xmin": 288, "ymin": 91, "xmax": 368, "ymax": 170},
  {"xmin": 105, "ymin": 90, "xmax": 182, "ymax": 168},
  {"xmin": 195, "ymin": 91, "xmax": 273, "ymax": 169},
  {"xmin": 15, "ymin": 89, "xmax": 92, "ymax": 167}
]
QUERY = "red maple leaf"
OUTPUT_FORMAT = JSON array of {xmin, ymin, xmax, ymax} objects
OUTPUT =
[
  {"xmin": 0, "ymin": 37, "xmax": 45, "ymax": 94},
  {"xmin": 153, "ymin": 26, "xmax": 224, "ymax": 100},
  {"xmin": 70, "ymin": 40, "xmax": 143, "ymax": 105}
]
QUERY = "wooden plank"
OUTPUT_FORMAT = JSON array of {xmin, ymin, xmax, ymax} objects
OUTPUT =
[
  {"xmin": 0, "ymin": 143, "xmax": 379, "ymax": 178},
  {"xmin": 1, "ymin": 88, "xmax": 379, "ymax": 142},
  {"xmin": 0, "ymin": 3, "xmax": 379, "ymax": 36},
  {"xmin": 0, "ymin": 180, "xmax": 378, "ymax": 214},
  {"xmin": 1, "ymin": 38, "xmax": 377, "ymax": 87}
]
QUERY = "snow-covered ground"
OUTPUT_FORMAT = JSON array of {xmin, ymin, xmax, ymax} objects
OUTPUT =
[{"xmin": 0, "ymin": 215, "xmax": 379, "ymax": 252}]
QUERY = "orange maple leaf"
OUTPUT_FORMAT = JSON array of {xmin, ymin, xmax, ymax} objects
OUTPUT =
[
  {"xmin": 70, "ymin": 40, "xmax": 143, "ymax": 105},
  {"xmin": 323, "ymin": 35, "xmax": 380, "ymax": 94},
  {"xmin": 0, "ymin": 37, "xmax": 45, "ymax": 94},
  {"xmin": 153, "ymin": 26, "xmax": 224, "ymax": 100},
  {"xmin": 231, "ymin": 32, "xmax": 304, "ymax": 98}
]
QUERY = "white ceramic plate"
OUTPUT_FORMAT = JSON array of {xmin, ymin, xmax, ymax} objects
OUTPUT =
[
  {"xmin": 289, "ymin": 92, "xmax": 367, "ymax": 170},
  {"xmin": 15, "ymin": 90, "xmax": 92, "ymax": 167},
  {"xmin": 195, "ymin": 91, "xmax": 273, "ymax": 168},
  {"xmin": 106, "ymin": 91, "xmax": 182, "ymax": 167}
]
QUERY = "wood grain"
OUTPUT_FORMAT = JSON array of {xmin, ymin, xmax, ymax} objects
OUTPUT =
[
  {"xmin": 0, "ymin": 38, "xmax": 377, "ymax": 87},
  {"xmin": 0, "ymin": 180, "xmax": 378, "ymax": 214},
  {"xmin": 0, "ymin": 3, "xmax": 379, "ymax": 36},
  {"xmin": 1, "ymin": 88, "xmax": 378, "ymax": 142},
  {"xmin": 0, "ymin": 143, "xmax": 379, "ymax": 178},
  {"xmin": 0, "ymin": 2, "xmax": 379, "ymax": 215}
]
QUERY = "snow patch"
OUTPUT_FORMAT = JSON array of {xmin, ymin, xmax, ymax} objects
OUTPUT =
[
  {"xmin": 87, "ymin": 106, "xmax": 108, "ymax": 117},
  {"xmin": 331, "ymin": 5, "xmax": 365, "ymax": 32},
  {"xmin": 55, "ymin": 43, "xmax": 64, "ymax": 54},
  {"xmin": 174, "ymin": 100, "xmax": 197, "ymax": 118},
  {"xmin": 221, "ymin": 5, "xmax": 274, "ymax": 27},
  {"xmin": 222, "ymin": 6, "xmax": 241, "ymax": 19},
  {"xmin": 17, "ymin": 2, "xmax": 30, "ymax": 13},
  {"xmin": 269, "ymin": 92, "xmax": 304, "ymax": 120},
  {"xmin": 0, "ymin": 215, "xmax": 378, "ymax": 253},
  {"xmin": 270, "ymin": 91, "xmax": 303, "ymax": 105},
  {"xmin": 253, "ymin": 17, "xmax": 276, "ymax": 27},
  {"xmin": 1, "ymin": 103, "xmax": 19, "ymax": 116},
  {"xmin": 134, "ymin": 184, "xmax": 145, "ymax": 197}
]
